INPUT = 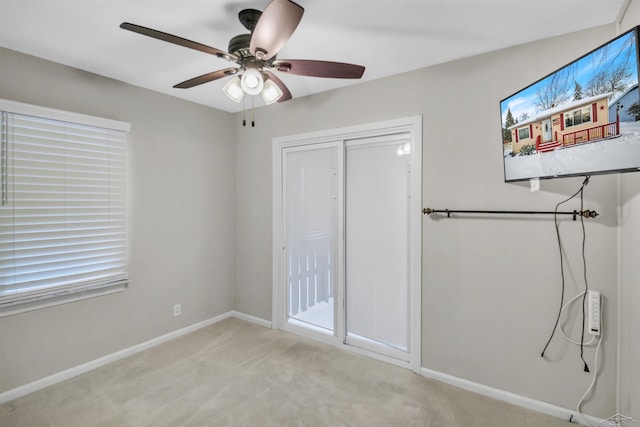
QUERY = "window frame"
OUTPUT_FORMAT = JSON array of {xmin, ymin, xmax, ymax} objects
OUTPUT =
[
  {"xmin": 0, "ymin": 99, "xmax": 130, "ymax": 317},
  {"xmin": 517, "ymin": 126, "xmax": 531, "ymax": 141},
  {"xmin": 564, "ymin": 106, "xmax": 592, "ymax": 128}
]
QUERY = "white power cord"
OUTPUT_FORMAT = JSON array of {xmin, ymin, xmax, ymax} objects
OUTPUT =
[
  {"xmin": 560, "ymin": 292, "xmax": 597, "ymax": 346},
  {"xmin": 560, "ymin": 291, "xmax": 602, "ymax": 427},
  {"xmin": 576, "ymin": 329, "xmax": 602, "ymax": 426}
]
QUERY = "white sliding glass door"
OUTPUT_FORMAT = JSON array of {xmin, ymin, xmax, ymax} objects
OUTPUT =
[
  {"xmin": 273, "ymin": 117, "xmax": 422, "ymax": 371},
  {"xmin": 345, "ymin": 135, "xmax": 412, "ymax": 360}
]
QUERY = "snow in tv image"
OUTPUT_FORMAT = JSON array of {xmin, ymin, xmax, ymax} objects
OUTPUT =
[{"xmin": 500, "ymin": 27, "xmax": 640, "ymax": 181}]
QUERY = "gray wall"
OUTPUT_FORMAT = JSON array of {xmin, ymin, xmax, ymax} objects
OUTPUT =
[
  {"xmin": 233, "ymin": 22, "xmax": 639, "ymax": 418},
  {"xmin": 0, "ymin": 48, "xmax": 236, "ymax": 392}
]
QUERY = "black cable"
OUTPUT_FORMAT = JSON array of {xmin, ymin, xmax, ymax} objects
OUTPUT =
[
  {"xmin": 579, "ymin": 181, "xmax": 590, "ymax": 372},
  {"xmin": 541, "ymin": 176, "xmax": 590, "ymax": 359}
]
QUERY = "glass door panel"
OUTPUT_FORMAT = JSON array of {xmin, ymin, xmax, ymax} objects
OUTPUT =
[
  {"xmin": 284, "ymin": 145, "xmax": 338, "ymax": 332},
  {"xmin": 345, "ymin": 137, "xmax": 411, "ymax": 358}
]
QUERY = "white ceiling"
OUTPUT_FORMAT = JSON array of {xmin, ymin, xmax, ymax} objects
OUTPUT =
[{"xmin": 0, "ymin": 0, "xmax": 630, "ymax": 113}]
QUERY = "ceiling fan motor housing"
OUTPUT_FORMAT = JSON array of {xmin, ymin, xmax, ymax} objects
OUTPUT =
[
  {"xmin": 238, "ymin": 8, "xmax": 261, "ymax": 31},
  {"xmin": 228, "ymin": 34, "xmax": 252, "ymax": 59},
  {"xmin": 228, "ymin": 33, "xmax": 276, "ymax": 67}
]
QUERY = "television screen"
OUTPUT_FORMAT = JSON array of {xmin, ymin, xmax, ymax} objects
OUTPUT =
[{"xmin": 501, "ymin": 26, "xmax": 640, "ymax": 182}]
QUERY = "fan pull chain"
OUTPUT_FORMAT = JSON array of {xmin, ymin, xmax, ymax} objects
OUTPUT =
[
  {"xmin": 251, "ymin": 96, "xmax": 256, "ymax": 127},
  {"xmin": 242, "ymin": 97, "xmax": 247, "ymax": 127}
]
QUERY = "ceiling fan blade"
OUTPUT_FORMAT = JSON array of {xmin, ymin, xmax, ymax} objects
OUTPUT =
[
  {"xmin": 263, "ymin": 71, "xmax": 292, "ymax": 102},
  {"xmin": 173, "ymin": 67, "xmax": 239, "ymax": 89},
  {"xmin": 273, "ymin": 59, "xmax": 365, "ymax": 79},
  {"xmin": 120, "ymin": 22, "xmax": 237, "ymax": 62},
  {"xmin": 249, "ymin": 0, "xmax": 304, "ymax": 61}
]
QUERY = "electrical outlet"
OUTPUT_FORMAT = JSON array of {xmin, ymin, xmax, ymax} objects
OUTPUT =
[
  {"xmin": 530, "ymin": 178, "xmax": 540, "ymax": 192},
  {"xmin": 588, "ymin": 291, "xmax": 601, "ymax": 336},
  {"xmin": 173, "ymin": 303, "xmax": 181, "ymax": 317}
]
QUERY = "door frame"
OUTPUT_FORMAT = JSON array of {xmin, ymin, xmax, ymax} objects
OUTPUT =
[{"xmin": 272, "ymin": 116, "xmax": 423, "ymax": 372}]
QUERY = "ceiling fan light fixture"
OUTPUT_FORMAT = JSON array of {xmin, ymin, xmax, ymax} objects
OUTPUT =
[
  {"xmin": 223, "ymin": 76, "xmax": 245, "ymax": 103},
  {"xmin": 261, "ymin": 79, "xmax": 283, "ymax": 105},
  {"xmin": 121, "ymin": 0, "xmax": 365, "ymax": 113},
  {"xmin": 241, "ymin": 68, "xmax": 264, "ymax": 96}
]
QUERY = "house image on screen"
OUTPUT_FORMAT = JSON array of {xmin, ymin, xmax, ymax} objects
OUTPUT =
[
  {"xmin": 508, "ymin": 92, "xmax": 620, "ymax": 154},
  {"xmin": 609, "ymin": 83, "xmax": 639, "ymax": 122}
]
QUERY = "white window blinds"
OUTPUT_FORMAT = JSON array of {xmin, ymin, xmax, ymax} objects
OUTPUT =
[{"xmin": 0, "ymin": 101, "xmax": 129, "ymax": 312}]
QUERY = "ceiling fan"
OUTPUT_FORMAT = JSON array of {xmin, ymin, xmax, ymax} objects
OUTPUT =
[{"xmin": 120, "ymin": 0, "xmax": 366, "ymax": 107}]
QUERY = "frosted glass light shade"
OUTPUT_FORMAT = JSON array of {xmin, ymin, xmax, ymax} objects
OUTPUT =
[
  {"xmin": 241, "ymin": 68, "xmax": 264, "ymax": 96},
  {"xmin": 223, "ymin": 77, "xmax": 244, "ymax": 103},
  {"xmin": 261, "ymin": 79, "xmax": 283, "ymax": 105}
]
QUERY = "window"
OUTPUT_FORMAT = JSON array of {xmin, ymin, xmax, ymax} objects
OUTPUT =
[
  {"xmin": 518, "ymin": 126, "xmax": 530, "ymax": 140},
  {"xmin": 564, "ymin": 106, "xmax": 591, "ymax": 128},
  {"xmin": 0, "ymin": 100, "xmax": 130, "ymax": 316}
]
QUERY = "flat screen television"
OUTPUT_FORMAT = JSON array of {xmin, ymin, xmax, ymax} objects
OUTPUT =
[{"xmin": 501, "ymin": 26, "xmax": 640, "ymax": 182}]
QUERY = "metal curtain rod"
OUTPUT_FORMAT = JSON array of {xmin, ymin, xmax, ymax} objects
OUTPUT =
[{"xmin": 422, "ymin": 208, "xmax": 599, "ymax": 220}]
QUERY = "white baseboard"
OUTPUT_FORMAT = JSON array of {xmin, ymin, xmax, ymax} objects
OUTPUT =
[
  {"xmin": 230, "ymin": 310, "xmax": 272, "ymax": 328},
  {"xmin": 420, "ymin": 367, "xmax": 608, "ymax": 427},
  {"xmin": 0, "ymin": 310, "xmax": 271, "ymax": 405}
]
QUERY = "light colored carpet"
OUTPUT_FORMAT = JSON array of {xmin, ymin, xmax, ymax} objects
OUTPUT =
[{"xmin": 0, "ymin": 317, "xmax": 571, "ymax": 426}]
